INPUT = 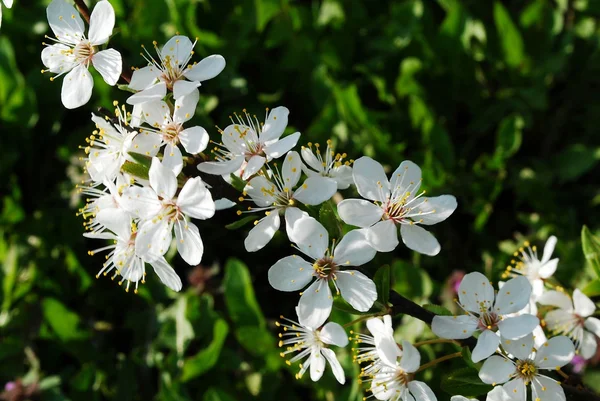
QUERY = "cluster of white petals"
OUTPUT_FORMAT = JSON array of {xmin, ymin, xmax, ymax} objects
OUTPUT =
[{"xmin": 42, "ymin": 0, "xmax": 122, "ymax": 109}]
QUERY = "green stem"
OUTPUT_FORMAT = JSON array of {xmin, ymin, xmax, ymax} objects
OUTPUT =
[{"xmin": 415, "ymin": 352, "xmax": 462, "ymax": 373}]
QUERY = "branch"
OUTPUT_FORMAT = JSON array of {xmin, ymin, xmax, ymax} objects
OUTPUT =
[{"xmin": 387, "ymin": 290, "xmax": 600, "ymax": 401}]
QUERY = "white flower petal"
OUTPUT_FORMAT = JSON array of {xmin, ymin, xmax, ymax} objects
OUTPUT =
[
  {"xmin": 321, "ymin": 348, "xmax": 345, "ymax": 384},
  {"xmin": 260, "ymin": 106, "xmax": 289, "ymax": 142},
  {"xmin": 497, "ymin": 314, "xmax": 539, "ymax": 340},
  {"xmin": 173, "ymin": 89, "xmax": 199, "ymax": 123},
  {"xmin": 128, "ymin": 65, "xmax": 160, "ymax": 90},
  {"xmin": 177, "ymin": 177, "xmax": 215, "ymax": 219},
  {"xmin": 478, "ymin": 355, "xmax": 515, "ymax": 385},
  {"xmin": 61, "ymin": 64, "xmax": 93, "ymax": 109},
  {"xmin": 407, "ymin": 381, "xmax": 436, "ymax": 401},
  {"xmin": 149, "ymin": 256, "xmax": 182, "ymax": 291},
  {"xmin": 149, "ymin": 157, "xmax": 177, "ymax": 199},
  {"xmin": 331, "ymin": 165, "xmax": 353, "ymax": 189},
  {"xmin": 544, "ymin": 309, "xmax": 576, "ymax": 334},
  {"xmin": 333, "ymin": 229, "xmax": 376, "ymax": 266},
  {"xmin": 244, "ymin": 175, "xmax": 276, "ymax": 207},
  {"xmin": 531, "ymin": 375, "xmax": 565, "ymax": 401},
  {"xmin": 376, "ymin": 335, "xmax": 402, "ymax": 368},
  {"xmin": 94, "ymin": 208, "xmax": 130, "ymax": 240},
  {"xmin": 451, "ymin": 397, "xmax": 477, "ymax": 401},
  {"xmin": 131, "ymin": 131, "xmax": 162, "ymax": 157},
  {"xmin": 298, "ymin": 279, "xmax": 332, "ymax": 330},
  {"xmin": 431, "ymin": 315, "xmax": 478, "ymax": 339},
  {"xmin": 337, "ymin": 199, "xmax": 383, "ymax": 227},
  {"xmin": 214, "ymin": 198, "xmax": 236, "ymax": 210},
  {"xmin": 352, "ymin": 156, "xmax": 389, "ymax": 202},
  {"xmin": 400, "ymin": 224, "xmax": 440, "ymax": 256},
  {"xmin": 197, "ymin": 156, "xmax": 245, "ymax": 176},
  {"xmin": 501, "ymin": 378, "xmax": 525, "ymax": 401},
  {"xmin": 292, "ymin": 217, "xmax": 328, "ymax": 260},
  {"xmin": 541, "ymin": 236, "xmax": 557, "ymax": 264},
  {"xmin": 284, "ymin": 207, "xmax": 309, "ymax": 244},
  {"xmin": 457, "ymin": 272, "xmax": 495, "ymax": 314},
  {"xmin": 179, "ymin": 126, "xmax": 209, "ymax": 154},
  {"xmin": 183, "ymin": 54, "xmax": 226, "ymax": 82},
  {"xmin": 88, "ymin": 0, "xmax": 114, "ymax": 45},
  {"xmin": 175, "ymin": 221, "xmax": 203, "ymax": 265},
  {"xmin": 414, "ymin": 195, "xmax": 457, "ymax": 225},
  {"xmin": 500, "ymin": 334, "xmax": 534, "ymax": 361},
  {"xmin": 485, "ymin": 386, "xmax": 511, "ymax": 401},
  {"xmin": 371, "ymin": 370, "xmax": 401, "ymax": 400},
  {"xmin": 367, "ymin": 220, "xmax": 399, "ymax": 252},
  {"xmin": 120, "ymin": 186, "xmax": 161, "ymax": 219},
  {"xmin": 135, "ymin": 219, "xmax": 172, "ymax": 262},
  {"xmin": 173, "ymin": 79, "xmax": 200, "ymax": 100},
  {"xmin": 537, "ymin": 290, "xmax": 573, "ymax": 310},
  {"xmin": 585, "ymin": 317, "xmax": 600, "ymax": 338},
  {"xmin": 534, "ymin": 335, "xmax": 575, "ymax": 369},
  {"xmin": 126, "ymin": 82, "xmax": 167, "ymax": 105},
  {"xmin": 573, "ymin": 288, "xmax": 596, "ymax": 317},
  {"xmin": 538, "ymin": 258, "xmax": 558, "ymax": 279},
  {"xmin": 282, "ymin": 151, "xmax": 302, "ymax": 189},
  {"xmin": 244, "ymin": 212, "xmax": 281, "ymax": 252},
  {"xmin": 293, "ymin": 176, "xmax": 337, "ymax": 205},
  {"xmin": 161, "ymin": 35, "xmax": 193, "ymax": 66},
  {"xmin": 221, "ymin": 123, "xmax": 251, "ymax": 154},
  {"xmin": 499, "ymin": 314, "xmax": 539, "ymax": 342},
  {"xmin": 581, "ymin": 331, "xmax": 598, "ymax": 359},
  {"xmin": 92, "ymin": 48, "xmax": 122, "ymax": 85},
  {"xmin": 140, "ymin": 100, "xmax": 169, "ymax": 127},
  {"xmin": 162, "ymin": 144, "xmax": 183, "ymax": 177},
  {"xmin": 309, "ymin": 348, "xmax": 326, "ymax": 382},
  {"xmin": 264, "ymin": 132, "xmax": 301, "ymax": 160},
  {"xmin": 241, "ymin": 155, "xmax": 266, "ymax": 180},
  {"xmin": 399, "ymin": 341, "xmax": 421, "ymax": 373},
  {"xmin": 268, "ymin": 255, "xmax": 313, "ymax": 292},
  {"xmin": 300, "ymin": 146, "xmax": 322, "ymax": 172},
  {"xmin": 41, "ymin": 44, "xmax": 77, "ymax": 73},
  {"xmin": 336, "ymin": 270, "xmax": 377, "ymax": 312},
  {"xmin": 47, "ymin": 0, "xmax": 85, "ymax": 44},
  {"xmin": 472, "ymin": 330, "xmax": 501, "ymax": 362},
  {"xmin": 390, "ymin": 160, "xmax": 422, "ymax": 200},
  {"xmin": 320, "ymin": 322, "xmax": 349, "ymax": 347}
]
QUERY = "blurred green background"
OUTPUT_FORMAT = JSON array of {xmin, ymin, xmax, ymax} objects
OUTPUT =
[{"xmin": 2, "ymin": 0, "xmax": 600, "ymax": 400}]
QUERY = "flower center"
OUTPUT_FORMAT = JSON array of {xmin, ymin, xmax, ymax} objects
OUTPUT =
[
  {"xmin": 478, "ymin": 312, "xmax": 500, "ymax": 331},
  {"xmin": 163, "ymin": 122, "xmax": 183, "ymax": 144},
  {"xmin": 74, "ymin": 40, "xmax": 95, "ymax": 65},
  {"xmin": 313, "ymin": 257, "xmax": 337, "ymax": 279},
  {"xmin": 160, "ymin": 55, "xmax": 183, "ymax": 90},
  {"xmin": 516, "ymin": 360, "xmax": 537, "ymax": 383}
]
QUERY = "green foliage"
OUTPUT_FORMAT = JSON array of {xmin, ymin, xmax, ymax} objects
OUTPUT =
[{"xmin": 441, "ymin": 367, "xmax": 493, "ymax": 397}]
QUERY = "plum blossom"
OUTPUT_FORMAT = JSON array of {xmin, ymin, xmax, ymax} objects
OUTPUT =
[
  {"xmin": 84, "ymin": 211, "xmax": 182, "ymax": 292},
  {"xmin": 352, "ymin": 315, "xmax": 397, "ymax": 377},
  {"xmin": 42, "ymin": 0, "xmax": 122, "ymax": 109},
  {"xmin": 268, "ymin": 216, "xmax": 377, "ymax": 329},
  {"xmin": 337, "ymin": 157, "xmax": 456, "ymax": 256},
  {"xmin": 432, "ymin": 272, "xmax": 539, "ymax": 363},
  {"xmin": 300, "ymin": 140, "xmax": 353, "ymax": 190},
  {"xmin": 241, "ymin": 151, "xmax": 337, "ymax": 252},
  {"xmin": 138, "ymin": 90, "xmax": 209, "ymax": 175},
  {"xmin": 120, "ymin": 157, "xmax": 215, "ymax": 265},
  {"xmin": 127, "ymin": 35, "xmax": 225, "ymax": 104},
  {"xmin": 538, "ymin": 289, "xmax": 600, "ymax": 359},
  {"xmin": 479, "ymin": 334, "xmax": 575, "ymax": 401},
  {"xmin": 368, "ymin": 339, "xmax": 437, "ymax": 401},
  {"xmin": 503, "ymin": 236, "xmax": 559, "ymax": 315},
  {"xmin": 277, "ymin": 312, "xmax": 348, "ymax": 384},
  {"xmin": 197, "ymin": 107, "xmax": 300, "ymax": 180}
]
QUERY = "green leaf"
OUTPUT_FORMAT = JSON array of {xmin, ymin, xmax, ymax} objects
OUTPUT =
[
  {"xmin": 255, "ymin": 0, "xmax": 281, "ymax": 32},
  {"xmin": 582, "ymin": 279, "xmax": 600, "ymax": 297},
  {"xmin": 181, "ymin": 319, "xmax": 229, "ymax": 381},
  {"xmin": 491, "ymin": 115, "xmax": 524, "ymax": 166},
  {"xmin": 319, "ymin": 201, "xmax": 341, "ymax": 240},
  {"xmin": 441, "ymin": 367, "xmax": 493, "ymax": 396},
  {"xmin": 117, "ymin": 84, "xmax": 137, "ymax": 93},
  {"xmin": 494, "ymin": 2, "xmax": 525, "ymax": 68},
  {"xmin": 41, "ymin": 298, "xmax": 89, "ymax": 342},
  {"xmin": 225, "ymin": 215, "xmax": 258, "ymax": 230},
  {"xmin": 223, "ymin": 258, "xmax": 265, "ymax": 327},
  {"xmin": 128, "ymin": 152, "xmax": 152, "ymax": 169},
  {"xmin": 582, "ymin": 226, "xmax": 600, "ymax": 277},
  {"xmin": 391, "ymin": 260, "xmax": 433, "ymax": 300},
  {"xmin": 373, "ymin": 265, "xmax": 391, "ymax": 305},
  {"xmin": 229, "ymin": 173, "xmax": 246, "ymax": 192},
  {"xmin": 555, "ymin": 145, "xmax": 600, "ymax": 182},
  {"xmin": 203, "ymin": 388, "xmax": 237, "ymax": 401},
  {"xmin": 461, "ymin": 347, "xmax": 478, "ymax": 370},
  {"xmin": 422, "ymin": 304, "xmax": 452, "ymax": 316},
  {"xmin": 121, "ymin": 160, "xmax": 149, "ymax": 180}
]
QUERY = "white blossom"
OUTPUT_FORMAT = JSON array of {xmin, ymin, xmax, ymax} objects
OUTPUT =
[
  {"xmin": 240, "ymin": 151, "xmax": 337, "ymax": 252},
  {"xmin": 268, "ymin": 216, "xmax": 377, "ymax": 329},
  {"xmin": 538, "ymin": 289, "xmax": 600, "ymax": 359},
  {"xmin": 127, "ymin": 35, "xmax": 225, "ymax": 104},
  {"xmin": 300, "ymin": 140, "xmax": 353, "ymax": 189},
  {"xmin": 503, "ymin": 236, "xmax": 559, "ymax": 315},
  {"xmin": 197, "ymin": 107, "xmax": 300, "ymax": 180},
  {"xmin": 337, "ymin": 157, "xmax": 456, "ymax": 256},
  {"xmin": 42, "ymin": 0, "xmax": 122, "ymax": 109},
  {"xmin": 479, "ymin": 334, "xmax": 575, "ymax": 401},
  {"xmin": 432, "ymin": 272, "xmax": 539, "ymax": 363},
  {"xmin": 120, "ymin": 157, "xmax": 215, "ymax": 265},
  {"xmin": 277, "ymin": 313, "xmax": 348, "ymax": 384},
  {"xmin": 353, "ymin": 315, "xmax": 397, "ymax": 377}
]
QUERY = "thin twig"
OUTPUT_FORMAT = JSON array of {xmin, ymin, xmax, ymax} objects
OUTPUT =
[
  {"xmin": 415, "ymin": 352, "xmax": 461, "ymax": 373},
  {"xmin": 413, "ymin": 338, "xmax": 459, "ymax": 347}
]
